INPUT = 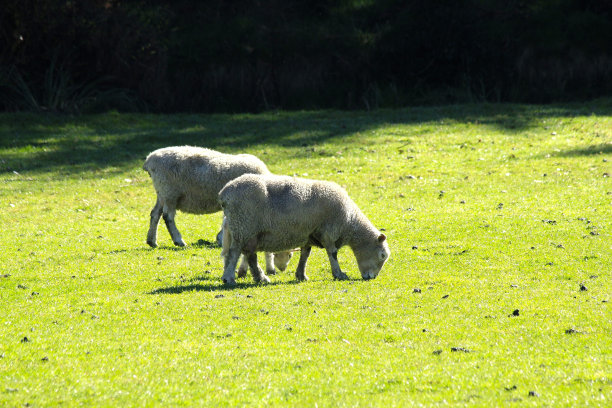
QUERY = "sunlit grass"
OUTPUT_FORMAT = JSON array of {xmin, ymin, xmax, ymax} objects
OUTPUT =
[{"xmin": 0, "ymin": 101, "xmax": 610, "ymax": 406}]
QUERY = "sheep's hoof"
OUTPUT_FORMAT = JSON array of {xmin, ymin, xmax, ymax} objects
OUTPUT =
[
  {"xmin": 174, "ymin": 240, "xmax": 187, "ymax": 247},
  {"xmin": 296, "ymin": 274, "xmax": 309, "ymax": 282},
  {"xmin": 237, "ymin": 269, "xmax": 248, "ymax": 278},
  {"xmin": 333, "ymin": 272, "xmax": 349, "ymax": 281},
  {"xmin": 266, "ymin": 268, "xmax": 277, "ymax": 276},
  {"xmin": 223, "ymin": 278, "xmax": 236, "ymax": 287},
  {"xmin": 146, "ymin": 240, "xmax": 158, "ymax": 248},
  {"xmin": 257, "ymin": 275, "xmax": 271, "ymax": 284}
]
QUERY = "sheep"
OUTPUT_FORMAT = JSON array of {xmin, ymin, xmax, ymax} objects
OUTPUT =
[
  {"xmin": 218, "ymin": 174, "xmax": 390, "ymax": 285},
  {"xmin": 143, "ymin": 145, "xmax": 291, "ymax": 274}
]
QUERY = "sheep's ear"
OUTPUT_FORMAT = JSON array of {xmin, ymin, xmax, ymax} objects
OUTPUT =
[{"xmin": 378, "ymin": 233, "xmax": 386, "ymax": 242}]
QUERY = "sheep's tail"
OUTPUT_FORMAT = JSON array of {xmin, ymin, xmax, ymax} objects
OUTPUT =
[{"xmin": 220, "ymin": 216, "xmax": 231, "ymax": 258}]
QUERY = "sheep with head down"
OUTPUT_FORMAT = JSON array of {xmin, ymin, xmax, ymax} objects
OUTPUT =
[
  {"xmin": 219, "ymin": 174, "xmax": 390, "ymax": 285},
  {"xmin": 143, "ymin": 145, "xmax": 291, "ymax": 274}
]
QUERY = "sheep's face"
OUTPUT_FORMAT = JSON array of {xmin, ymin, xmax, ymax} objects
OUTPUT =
[
  {"xmin": 273, "ymin": 251, "xmax": 293, "ymax": 271},
  {"xmin": 355, "ymin": 234, "xmax": 390, "ymax": 280}
]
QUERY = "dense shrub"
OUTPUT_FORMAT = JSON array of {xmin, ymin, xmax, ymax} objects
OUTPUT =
[{"xmin": 1, "ymin": 0, "xmax": 611, "ymax": 112}]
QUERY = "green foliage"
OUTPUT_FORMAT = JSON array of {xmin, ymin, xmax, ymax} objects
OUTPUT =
[
  {"xmin": 2, "ymin": 1, "xmax": 612, "ymax": 111},
  {"xmin": 0, "ymin": 54, "xmax": 144, "ymax": 114},
  {"xmin": 0, "ymin": 102, "xmax": 610, "ymax": 405},
  {"xmin": 0, "ymin": 58, "xmax": 142, "ymax": 114},
  {"xmin": 0, "ymin": 0, "xmax": 164, "ymax": 112}
]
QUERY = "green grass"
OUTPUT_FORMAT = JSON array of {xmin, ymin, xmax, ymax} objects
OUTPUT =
[{"xmin": 0, "ymin": 101, "xmax": 611, "ymax": 407}]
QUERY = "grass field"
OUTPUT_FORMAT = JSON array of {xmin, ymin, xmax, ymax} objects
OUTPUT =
[{"xmin": 0, "ymin": 101, "xmax": 610, "ymax": 407}]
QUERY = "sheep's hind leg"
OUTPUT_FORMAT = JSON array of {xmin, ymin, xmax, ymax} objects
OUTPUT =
[
  {"xmin": 222, "ymin": 246, "xmax": 241, "ymax": 286},
  {"xmin": 239, "ymin": 253, "xmax": 274, "ymax": 278},
  {"xmin": 237, "ymin": 255, "xmax": 248, "ymax": 278},
  {"xmin": 246, "ymin": 252, "xmax": 270, "ymax": 284},
  {"xmin": 162, "ymin": 203, "xmax": 186, "ymax": 247},
  {"xmin": 264, "ymin": 252, "xmax": 276, "ymax": 275},
  {"xmin": 295, "ymin": 246, "xmax": 311, "ymax": 281},
  {"xmin": 326, "ymin": 246, "xmax": 349, "ymax": 280},
  {"xmin": 146, "ymin": 198, "xmax": 163, "ymax": 247}
]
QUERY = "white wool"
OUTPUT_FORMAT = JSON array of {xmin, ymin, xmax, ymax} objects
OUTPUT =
[
  {"xmin": 143, "ymin": 145, "xmax": 270, "ymax": 216},
  {"xmin": 143, "ymin": 146, "xmax": 289, "ymax": 273},
  {"xmin": 219, "ymin": 174, "xmax": 390, "ymax": 284}
]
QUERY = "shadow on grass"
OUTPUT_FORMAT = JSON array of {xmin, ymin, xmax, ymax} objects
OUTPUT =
[
  {"xmin": 188, "ymin": 274, "xmax": 217, "ymax": 282},
  {"xmin": 2, "ymin": 100, "xmax": 610, "ymax": 175},
  {"xmin": 191, "ymin": 239, "xmax": 220, "ymax": 249},
  {"xmin": 107, "ymin": 245, "xmax": 189, "ymax": 255},
  {"xmin": 106, "ymin": 238, "xmax": 220, "ymax": 255},
  {"xmin": 553, "ymin": 143, "xmax": 612, "ymax": 157},
  {"xmin": 149, "ymin": 279, "xmax": 303, "ymax": 294}
]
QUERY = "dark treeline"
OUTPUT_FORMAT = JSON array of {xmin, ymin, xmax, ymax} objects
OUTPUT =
[{"xmin": 1, "ymin": 0, "xmax": 612, "ymax": 113}]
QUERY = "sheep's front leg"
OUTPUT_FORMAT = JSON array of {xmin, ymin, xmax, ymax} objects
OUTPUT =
[
  {"xmin": 295, "ymin": 246, "xmax": 311, "ymax": 281},
  {"xmin": 245, "ymin": 252, "xmax": 270, "ymax": 284},
  {"xmin": 222, "ymin": 246, "xmax": 241, "ymax": 286},
  {"xmin": 162, "ymin": 203, "xmax": 186, "ymax": 247},
  {"xmin": 326, "ymin": 247, "xmax": 349, "ymax": 280},
  {"xmin": 146, "ymin": 198, "xmax": 163, "ymax": 247}
]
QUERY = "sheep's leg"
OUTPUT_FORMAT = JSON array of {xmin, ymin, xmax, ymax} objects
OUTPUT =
[
  {"xmin": 222, "ymin": 246, "xmax": 241, "ymax": 286},
  {"xmin": 237, "ymin": 255, "xmax": 248, "ymax": 278},
  {"xmin": 146, "ymin": 198, "xmax": 163, "ymax": 247},
  {"xmin": 245, "ymin": 252, "xmax": 270, "ymax": 284},
  {"xmin": 295, "ymin": 246, "xmax": 311, "ymax": 281},
  {"xmin": 326, "ymin": 246, "xmax": 349, "ymax": 280},
  {"xmin": 264, "ymin": 252, "xmax": 276, "ymax": 275},
  {"xmin": 238, "ymin": 253, "xmax": 272, "ymax": 278},
  {"xmin": 162, "ymin": 203, "xmax": 186, "ymax": 247}
]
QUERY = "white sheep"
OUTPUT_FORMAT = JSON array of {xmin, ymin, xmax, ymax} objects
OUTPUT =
[
  {"xmin": 219, "ymin": 174, "xmax": 390, "ymax": 285},
  {"xmin": 143, "ymin": 145, "xmax": 291, "ymax": 274}
]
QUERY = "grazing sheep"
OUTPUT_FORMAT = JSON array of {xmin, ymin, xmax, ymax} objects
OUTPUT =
[
  {"xmin": 143, "ymin": 146, "xmax": 291, "ymax": 274},
  {"xmin": 219, "ymin": 174, "xmax": 390, "ymax": 285}
]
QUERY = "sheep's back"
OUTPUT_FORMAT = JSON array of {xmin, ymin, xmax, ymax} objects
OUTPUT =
[
  {"xmin": 220, "ymin": 175, "xmax": 353, "ymax": 251},
  {"xmin": 144, "ymin": 146, "xmax": 269, "ymax": 214}
]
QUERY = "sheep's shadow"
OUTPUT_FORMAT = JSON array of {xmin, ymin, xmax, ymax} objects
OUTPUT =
[
  {"xmin": 107, "ymin": 239, "xmax": 220, "ymax": 254},
  {"xmin": 191, "ymin": 239, "xmax": 220, "ymax": 249},
  {"xmin": 149, "ymin": 279, "xmax": 302, "ymax": 294},
  {"xmin": 106, "ymin": 245, "xmax": 191, "ymax": 255},
  {"xmin": 151, "ymin": 239, "xmax": 220, "ymax": 250}
]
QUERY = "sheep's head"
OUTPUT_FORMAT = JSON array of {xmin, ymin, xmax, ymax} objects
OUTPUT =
[
  {"xmin": 273, "ymin": 251, "xmax": 293, "ymax": 271},
  {"xmin": 355, "ymin": 233, "xmax": 390, "ymax": 280}
]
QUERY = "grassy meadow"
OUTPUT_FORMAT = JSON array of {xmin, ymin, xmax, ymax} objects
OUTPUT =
[{"xmin": 0, "ymin": 101, "xmax": 610, "ymax": 406}]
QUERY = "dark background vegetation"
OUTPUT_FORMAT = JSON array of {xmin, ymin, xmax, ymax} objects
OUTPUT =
[{"xmin": 1, "ymin": 0, "xmax": 611, "ymax": 113}]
